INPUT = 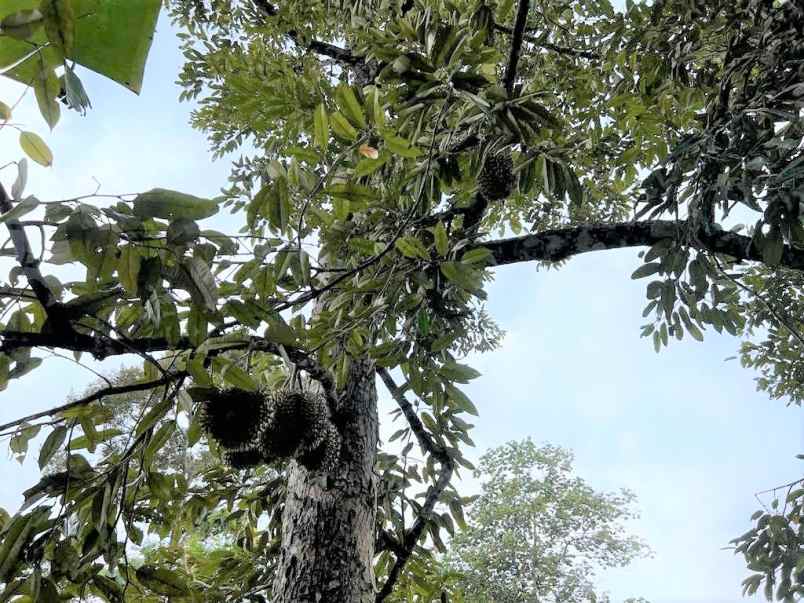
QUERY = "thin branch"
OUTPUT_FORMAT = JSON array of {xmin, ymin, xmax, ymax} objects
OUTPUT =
[
  {"xmin": 712, "ymin": 257, "xmax": 804, "ymax": 348},
  {"xmin": 252, "ymin": 0, "xmax": 362, "ymax": 66},
  {"xmin": 503, "ymin": 0, "xmax": 531, "ymax": 96},
  {"xmin": 375, "ymin": 368, "xmax": 455, "ymax": 603},
  {"xmin": 0, "ymin": 371, "xmax": 188, "ymax": 434},
  {"xmin": 493, "ymin": 23, "xmax": 600, "ymax": 60},
  {"xmin": 377, "ymin": 368, "xmax": 448, "ymax": 462}
]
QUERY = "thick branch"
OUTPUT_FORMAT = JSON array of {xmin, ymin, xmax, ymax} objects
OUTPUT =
[
  {"xmin": 480, "ymin": 220, "xmax": 804, "ymax": 270},
  {"xmin": 0, "ymin": 330, "xmax": 339, "ymax": 409},
  {"xmin": 503, "ymin": 0, "xmax": 531, "ymax": 96},
  {"xmin": 0, "ymin": 371, "xmax": 188, "ymax": 434},
  {"xmin": 375, "ymin": 368, "xmax": 454, "ymax": 602}
]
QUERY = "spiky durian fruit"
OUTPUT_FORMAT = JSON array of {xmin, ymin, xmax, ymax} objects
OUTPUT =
[
  {"xmin": 298, "ymin": 422, "xmax": 342, "ymax": 473},
  {"xmin": 222, "ymin": 447, "xmax": 264, "ymax": 470},
  {"xmin": 259, "ymin": 389, "xmax": 309, "ymax": 458},
  {"xmin": 300, "ymin": 392, "xmax": 329, "ymax": 450},
  {"xmin": 200, "ymin": 388, "xmax": 268, "ymax": 452},
  {"xmin": 477, "ymin": 151, "xmax": 514, "ymax": 201}
]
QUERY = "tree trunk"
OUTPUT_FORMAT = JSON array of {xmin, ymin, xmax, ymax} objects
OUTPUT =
[{"xmin": 272, "ymin": 357, "xmax": 378, "ymax": 602}]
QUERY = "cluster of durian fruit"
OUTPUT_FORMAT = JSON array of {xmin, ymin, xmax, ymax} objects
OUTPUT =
[
  {"xmin": 198, "ymin": 388, "xmax": 341, "ymax": 472},
  {"xmin": 478, "ymin": 150, "xmax": 514, "ymax": 201}
]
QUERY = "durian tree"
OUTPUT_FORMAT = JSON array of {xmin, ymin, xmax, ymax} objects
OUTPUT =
[
  {"xmin": 0, "ymin": 0, "xmax": 803, "ymax": 602},
  {"xmin": 445, "ymin": 440, "xmax": 649, "ymax": 603}
]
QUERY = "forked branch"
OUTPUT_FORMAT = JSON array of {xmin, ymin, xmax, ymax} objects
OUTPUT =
[{"xmin": 375, "ymin": 368, "xmax": 455, "ymax": 602}]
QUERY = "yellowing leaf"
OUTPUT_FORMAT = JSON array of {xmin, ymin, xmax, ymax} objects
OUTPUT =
[
  {"xmin": 0, "ymin": 101, "xmax": 11, "ymax": 121},
  {"xmin": 358, "ymin": 144, "xmax": 379, "ymax": 159},
  {"xmin": 19, "ymin": 131, "xmax": 53, "ymax": 166}
]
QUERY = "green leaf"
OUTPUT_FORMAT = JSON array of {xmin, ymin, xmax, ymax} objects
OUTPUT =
[
  {"xmin": 41, "ymin": 0, "xmax": 75, "ymax": 56},
  {"xmin": 117, "ymin": 245, "xmax": 140, "ymax": 294},
  {"xmin": 133, "ymin": 188, "xmax": 219, "ymax": 221},
  {"xmin": 335, "ymin": 84, "xmax": 366, "ymax": 129},
  {"xmin": 0, "ymin": 100, "xmax": 12, "ymax": 121},
  {"xmin": 135, "ymin": 399, "xmax": 173, "ymax": 438},
  {"xmin": 432, "ymin": 222, "xmax": 449, "ymax": 257},
  {"xmin": 212, "ymin": 357, "xmax": 258, "ymax": 392},
  {"xmin": 144, "ymin": 421, "xmax": 176, "ymax": 462},
  {"xmin": 264, "ymin": 314, "xmax": 297, "ymax": 346},
  {"xmin": 187, "ymin": 306, "xmax": 207, "ymax": 346},
  {"xmin": 37, "ymin": 426, "xmax": 66, "ymax": 469},
  {"xmin": 382, "ymin": 133, "xmax": 422, "ymax": 158},
  {"xmin": 0, "ymin": 195, "xmax": 38, "ymax": 224},
  {"xmin": 395, "ymin": 236, "xmax": 429, "ymax": 259},
  {"xmin": 266, "ymin": 177, "xmax": 291, "ymax": 232},
  {"xmin": 440, "ymin": 261, "xmax": 481, "ymax": 291},
  {"xmin": 330, "ymin": 111, "xmax": 358, "ymax": 141},
  {"xmin": 60, "ymin": 63, "xmax": 91, "ymax": 114},
  {"xmin": 0, "ymin": 1, "xmax": 160, "ymax": 95},
  {"xmin": 631, "ymin": 262, "xmax": 661, "ymax": 279},
  {"xmin": 182, "ymin": 257, "xmax": 218, "ymax": 312},
  {"xmin": 461, "ymin": 247, "xmax": 493, "ymax": 265},
  {"xmin": 439, "ymin": 361, "xmax": 481, "ymax": 383},
  {"xmin": 446, "ymin": 383, "xmax": 478, "ymax": 415},
  {"xmin": 313, "ymin": 102, "xmax": 329, "ymax": 149},
  {"xmin": 0, "ymin": 513, "xmax": 34, "ymax": 582},
  {"xmin": 18, "ymin": 131, "xmax": 53, "ymax": 166},
  {"xmin": 135, "ymin": 566, "xmax": 189, "ymax": 597},
  {"xmin": 762, "ymin": 228, "xmax": 784, "ymax": 266},
  {"xmin": 33, "ymin": 66, "xmax": 60, "ymax": 129}
]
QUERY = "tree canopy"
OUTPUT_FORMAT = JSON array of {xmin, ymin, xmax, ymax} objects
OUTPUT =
[
  {"xmin": 0, "ymin": 0, "xmax": 802, "ymax": 601},
  {"xmin": 447, "ymin": 440, "xmax": 649, "ymax": 603}
]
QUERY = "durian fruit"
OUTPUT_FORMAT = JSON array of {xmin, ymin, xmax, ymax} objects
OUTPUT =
[
  {"xmin": 222, "ymin": 447, "xmax": 264, "ymax": 470},
  {"xmin": 477, "ymin": 151, "xmax": 514, "ymax": 201},
  {"xmin": 300, "ymin": 392, "xmax": 329, "ymax": 450},
  {"xmin": 259, "ymin": 389, "xmax": 308, "ymax": 458},
  {"xmin": 200, "ymin": 388, "xmax": 269, "ymax": 452},
  {"xmin": 298, "ymin": 422, "xmax": 342, "ymax": 473}
]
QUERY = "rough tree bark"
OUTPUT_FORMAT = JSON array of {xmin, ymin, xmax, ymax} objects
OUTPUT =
[{"xmin": 272, "ymin": 357, "xmax": 379, "ymax": 602}]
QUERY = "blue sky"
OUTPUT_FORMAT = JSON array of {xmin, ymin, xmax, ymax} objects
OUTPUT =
[{"xmin": 0, "ymin": 12, "xmax": 802, "ymax": 603}]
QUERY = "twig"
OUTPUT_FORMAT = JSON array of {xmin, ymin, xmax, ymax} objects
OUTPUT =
[{"xmin": 712, "ymin": 257, "xmax": 804, "ymax": 349}]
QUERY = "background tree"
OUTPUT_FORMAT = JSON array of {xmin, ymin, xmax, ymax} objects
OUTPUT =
[
  {"xmin": 447, "ymin": 440, "xmax": 649, "ymax": 603},
  {"xmin": 0, "ymin": 0, "xmax": 802, "ymax": 602}
]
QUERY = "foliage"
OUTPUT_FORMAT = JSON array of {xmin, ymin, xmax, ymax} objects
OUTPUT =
[
  {"xmin": 0, "ymin": 0, "xmax": 801, "ymax": 600},
  {"xmin": 446, "ymin": 440, "xmax": 649, "ymax": 603}
]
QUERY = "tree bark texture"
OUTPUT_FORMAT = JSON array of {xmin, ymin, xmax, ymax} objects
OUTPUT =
[{"xmin": 272, "ymin": 356, "xmax": 379, "ymax": 602}]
